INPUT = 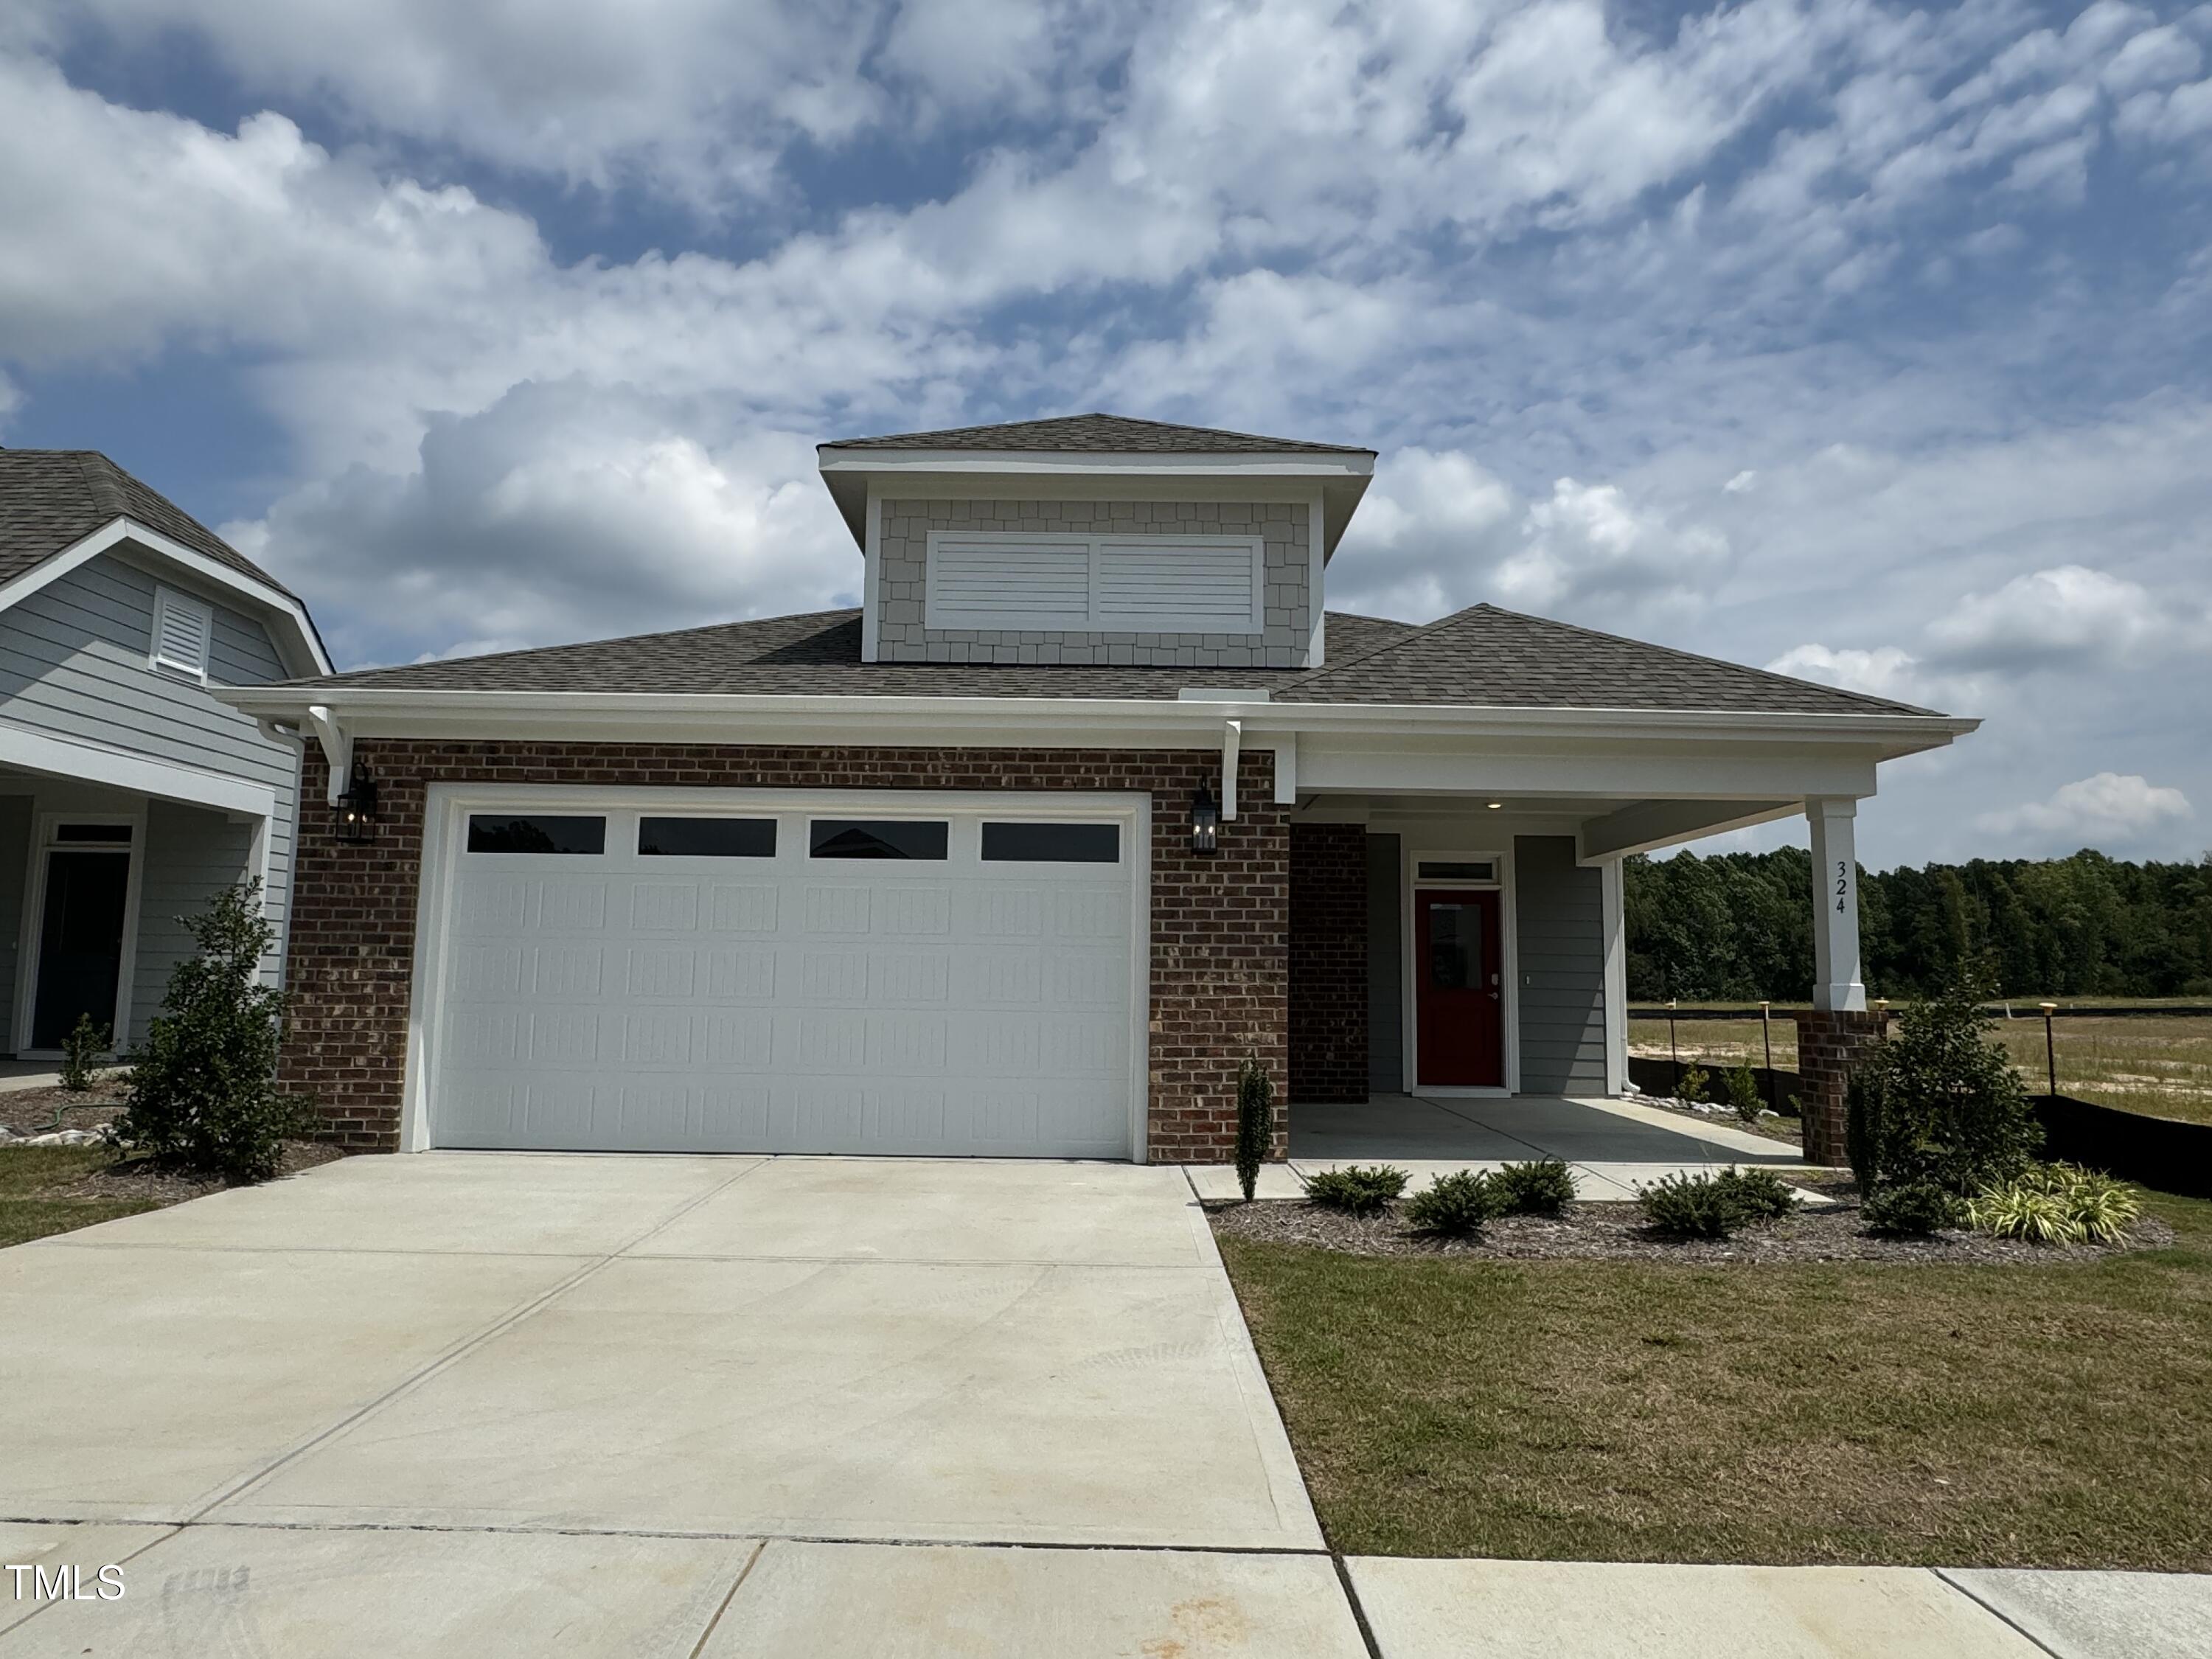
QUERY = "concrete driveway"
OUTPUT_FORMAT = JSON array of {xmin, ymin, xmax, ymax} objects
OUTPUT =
[{"xmin": 0, "ymin": 1152, "xmax": 1363, "ymax": 1657}]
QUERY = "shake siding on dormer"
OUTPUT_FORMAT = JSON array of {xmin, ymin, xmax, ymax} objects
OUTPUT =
[{"xmin": 871, "ymin": 498, "xmax": 1315, "ymax": 667}]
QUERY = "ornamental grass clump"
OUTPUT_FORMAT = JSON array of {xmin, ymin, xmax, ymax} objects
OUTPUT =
[
  {"xmin": 108, "ymin": 882, "xmax": 307, "ymax": 1182},
  {"xmin": 1403, "ymin": 1170, "xmax": 1500, "ymax": 1237},
  {"xmin": 1969, "ymin": 1164, "xmax": 2141, "ymax": 1246},
  {"xmin": 1489, "ymin": 1158, "xmax": 1576, "ymax": 1216},
  {"xmin": 1301, "ymin": 1164, "xmax": 1408, "ymax": 1218}
]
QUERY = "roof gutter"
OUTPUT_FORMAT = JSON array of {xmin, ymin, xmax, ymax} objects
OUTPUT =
[{"xmin": 215, "ymin": 682, "xmax": 1978, "ymax": 753}]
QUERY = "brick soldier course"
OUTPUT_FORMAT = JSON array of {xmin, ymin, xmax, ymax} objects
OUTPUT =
[{"xmin": 285, "ymin": 740, "xmax": 1289, "ymax": 1162}]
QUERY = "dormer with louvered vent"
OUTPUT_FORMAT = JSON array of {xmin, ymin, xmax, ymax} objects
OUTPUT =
[{"xmin": 817, "ymin": 415, "xmax": 1375, "ymax": 669}]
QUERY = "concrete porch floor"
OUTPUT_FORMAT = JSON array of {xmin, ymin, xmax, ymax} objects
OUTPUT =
[{"xmin": 1188, "ymin": 1092, "xmax": 1819, "ymax": 1201}]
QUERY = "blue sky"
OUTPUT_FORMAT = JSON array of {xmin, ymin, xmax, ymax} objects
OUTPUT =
[{"xmin": 2, "ymin": 0, "xmax": 2208, "ymax": 870}]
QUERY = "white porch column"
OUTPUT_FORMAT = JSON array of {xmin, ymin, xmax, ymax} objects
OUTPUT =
[
  {"xmin": 1599, "ymin": 855, "xmax": 1627, "ymax": 1094},
  {"xmin": 1806, "ymin": 796, "xmax": 1866, "ymax": 1012}
]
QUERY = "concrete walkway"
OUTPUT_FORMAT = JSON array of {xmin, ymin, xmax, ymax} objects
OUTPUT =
[
  {"xmin": 5, "ymin": 1150, "xmax": 2206, "ymax": 1655},
  {"xmin": 1190, "ymin": 1091, "xmax": 1823, "ymax": 1200}
]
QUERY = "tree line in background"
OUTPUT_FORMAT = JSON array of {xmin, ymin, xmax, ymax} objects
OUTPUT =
[{"xmin": 1625, "ymin": 846, "xmax": 2212, "ymax": 1003}]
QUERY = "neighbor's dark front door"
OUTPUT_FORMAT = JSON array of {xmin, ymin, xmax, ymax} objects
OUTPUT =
[
  {"xmin": 1414, "ymin": 888, "xmax": 1503, "ymax": 1088},
  {"xmin": 31, "ymin": 850, "xmax": 131, "ymax": 1049}
]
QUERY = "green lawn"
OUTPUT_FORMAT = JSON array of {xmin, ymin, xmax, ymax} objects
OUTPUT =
[
  {"xmin": 1219, "ymin": 1191, "xmax": 2212, "ymax": 1570},
  {"xmin": 0, "ymin": 1146, "xmax": 164, "ymax": 1248}
]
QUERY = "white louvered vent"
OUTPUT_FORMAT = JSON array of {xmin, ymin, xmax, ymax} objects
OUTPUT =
[
  {"xmin": 150, "ymin": 585, "xmax": 214, "ymax": 679},
  {"xmin": 1096, "ymin": 540, "xmax": 1264, "ymax": 632},
  {"xmin": 923, "ymin": 532, "xmax": 1264, "ymax": 634},
  {"xmin": 927, "ymin": 538, "xmax": 1091, "ymax": 628}
]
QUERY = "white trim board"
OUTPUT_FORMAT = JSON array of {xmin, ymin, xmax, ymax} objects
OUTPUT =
[
  {"xmin": 401, "ymin": 783, "xmax": 1154, "ymax": 1161},
  {"xmin": 0, "ymin": 517, "xmax": 332, "ymax": 679},
  {"xmin": 0, "ymin": 717, "xmax": 279, "ymax": 821}
]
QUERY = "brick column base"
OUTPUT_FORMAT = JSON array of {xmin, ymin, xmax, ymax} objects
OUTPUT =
[{"xmin": 1792, "ymin": 1010, "xmax": 1889, "ymax": 1166}]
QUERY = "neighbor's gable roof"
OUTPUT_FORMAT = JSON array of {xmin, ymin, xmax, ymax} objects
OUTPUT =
[
  {"xmin": 0, "ymin": 449, "xmax": 296, "ymax": 598},
  {"xmin": 265, "ymin": 602, "xmax": 1934, "ymax": 718},
  {"xmin": 818, "ymin": 413, "xmax": 1374, "ymax": 457}
]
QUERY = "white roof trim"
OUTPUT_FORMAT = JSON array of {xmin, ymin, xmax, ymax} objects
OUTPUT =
[
  {"xmin": 818, "ymin": 448, "xmax": 1374, "ymax": 478},
  {"xmin": 0, "ymin": 715, "xmax": 279, "ymax": 819},
  {"xmin": 0, "ymin": 517, "xmax": 333, "ymax": 678},
  {"xmin": 216, "ymin": 682, "xmax": 1978, "ymax": 751}
]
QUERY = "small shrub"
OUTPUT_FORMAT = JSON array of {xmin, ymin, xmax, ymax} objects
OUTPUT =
[
  {"xmin": 1638, "ymin": 1171, "xmax": 1747, "ymax": 1239},
  {"xmin": 61, "ymin": 1014, "xmax": 110, "ymax": 1092},
  {"xmin": 1403, "ymin": 1170, "xmax": 1500, "ymax": 1236},
  {"xmin": 1490, "ymin": 1158, "xmax": 1576, "ymax": 1216},
  {"xmin": 1714, "ymin": 1166, "xmax": 1797, "ymax": 1220},
  {"xmin": 1673, "ymin": 1064, "xmax": 1710, "ymax": 1107},
  {"xmin": 1233, "ymin": 1054, "xmax": 1274, "ymax": 1203},
  {"xmin": 1860, "ymin": 1181, "xmax": 1964, "ymax": 1236},
  {"xmin": 1970, "ymin": 1164, "xmax": 2140, "ymax": 1245},
  {"xmin": 1301, "ymin": 1164, "xmax": 1408, "ymax": 1217},
  {"xmin": 1723, "ymin": 1062, "xmax": 1763, "ymax": 1124},
  {"xmin": 109, "ymin": 882, "xmax": 306, "ymax": 1183},
  {"xmin": 1846, "ymin": 970, "xmax": 2042, "ymax": 1194}
]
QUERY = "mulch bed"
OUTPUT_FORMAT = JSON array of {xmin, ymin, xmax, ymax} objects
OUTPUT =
[
  {"xmin": 1207, "ymin": 1185, "xmax": 2173, "ymax": 1265},
  {"xmin": 35, "ymin": 1138, "xmax": 348, "ymax": 1204},
  {"xmin": 0, "ymin": 1082, "xmax": 128, "ymax": 1137}
]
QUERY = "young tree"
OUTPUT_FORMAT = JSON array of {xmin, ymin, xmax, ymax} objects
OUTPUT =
[
  {"xmin": 1844, "ymin": 968, "xmax": 2041, "ymax": 1195},
  {"xmin": 109, "ymin": 882, "xmax": 305, "ymax": 1181}
]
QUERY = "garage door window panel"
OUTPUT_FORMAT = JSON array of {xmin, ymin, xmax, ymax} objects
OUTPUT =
[
  {"xmin": 810, "ymin": 820, "xmax": 949, "ymax": 860},
  {"xmin": 639, "ymin": 817, "xmax": 777, "ymax": 858},
  {"xmin": 467, "ymin": 815, "xmax": 607, "ymax": 855},
  {"xmin": 980, "ymin": 821, "xmax": 1120, "ymax": 863}
]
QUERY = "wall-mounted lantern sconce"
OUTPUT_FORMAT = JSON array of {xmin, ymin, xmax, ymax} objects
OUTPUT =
[
  {"xmin": 333, "ymin": 762, "xmax": 379, "ymax": 845},
  {"xmin": 1190, "ymin": 785, "xmax": 1220, "ymax": 856}
]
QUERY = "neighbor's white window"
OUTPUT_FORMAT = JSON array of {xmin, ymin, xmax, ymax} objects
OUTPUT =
[
  {"xmin": 150, "ymin": 585, "xmax": 214, "ymax": 679},
  {"xmin": 924, "ymin": 532, "xmax": 1267, "ymax": 634}
]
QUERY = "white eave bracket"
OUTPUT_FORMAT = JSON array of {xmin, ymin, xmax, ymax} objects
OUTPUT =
[
  {"xmin": 306, "ymin": 704, "xmax": 352, "ymax": 807},
  {"xmin": 1222, "ymin": 718, "xmax": 1241, "ymax": 822}
]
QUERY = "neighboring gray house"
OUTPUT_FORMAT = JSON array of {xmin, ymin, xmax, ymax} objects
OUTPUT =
[{"xmin": 0, "ymin": 451, "xmax": 328, "ymax": 1057}]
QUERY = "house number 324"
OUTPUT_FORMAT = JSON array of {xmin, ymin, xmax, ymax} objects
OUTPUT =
[{"xmin": 1834, "ymin": 860, "xmax": 1849, "ymax": 913}]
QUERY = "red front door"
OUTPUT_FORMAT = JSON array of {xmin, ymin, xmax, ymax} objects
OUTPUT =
[{"xmin": 1415, "ymin": 888, "xmax": 1503, "ymax": 1087}]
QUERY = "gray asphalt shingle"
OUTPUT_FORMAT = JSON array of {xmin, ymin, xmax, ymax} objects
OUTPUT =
[
  {"xmin": 818, "ymin": 413, "xmax": 1374, "ymax": 456},
  {"xmin": 271, "ymin": 602, "xmax": 1935, "ymax": 717},
  {"xmin": 0, "ymin": 449, "xmax": 293, "ymax": 596}
]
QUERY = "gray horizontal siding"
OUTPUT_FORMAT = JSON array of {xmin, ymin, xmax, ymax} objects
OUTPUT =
[
  {"xmin": 130, "ymin": 799, "xmax": 260, "ymax": 1047},
  {"xmin": 0, "ymin": 552, "xmax": 302, "ymax": 993},
  {"xmin": 1515, "ymin": 835, "xmax": 1607, "ymax": 1095}
]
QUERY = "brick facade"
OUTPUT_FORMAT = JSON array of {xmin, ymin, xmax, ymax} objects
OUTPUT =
[
  {"xmin": 1792, "ymin": 1009, "xmax": 1891, "ymax": 1166},
  {"xmin": 284, "ymin": 741, "xmax": 1288, "ymax": 1162},
  {"xmin": 1288, "ymin": 823, "xmax": 1368, "ymax": 1103}
]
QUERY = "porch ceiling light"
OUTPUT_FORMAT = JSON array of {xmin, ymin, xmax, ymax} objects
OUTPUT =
[
  {"xmin": 1190, "ymin": 785, "xmax": 1220, "ymax": 857},
  {"xmin": 334, "ymin": 761, "xmax": 379, "ymax": 845},
  {"xmin": 1486, "ymin": 801, "xmax": 1503, "ymax": 810}
]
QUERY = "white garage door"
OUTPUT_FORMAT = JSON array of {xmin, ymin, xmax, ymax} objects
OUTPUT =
[{"xmin": 419, "ymin": 792, "xmax": 1144, "ymax": 1158}]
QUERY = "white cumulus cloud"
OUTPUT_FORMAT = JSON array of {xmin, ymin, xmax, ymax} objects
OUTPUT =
[{"xmin": 1976, "ymin": 772, "xmax": 2194, "ymax": 847}]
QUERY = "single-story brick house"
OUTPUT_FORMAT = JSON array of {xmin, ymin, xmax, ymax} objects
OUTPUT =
[{"xmin": 222, "ymin": 416, "xmax": 1973, "ymax": 1164}]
